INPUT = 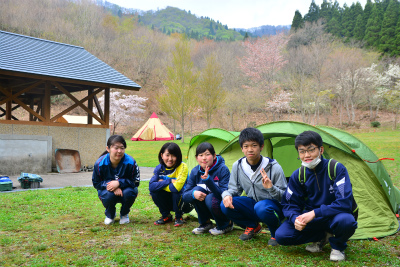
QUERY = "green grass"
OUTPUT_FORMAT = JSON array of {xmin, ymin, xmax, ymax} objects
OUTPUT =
[
  {"xmin": 1, "ymin": 129, "xmax": 399, "ymax": 266},
  {"xmin": 126, "ymin": 139, "xmax": 190, "ymax": 168}
]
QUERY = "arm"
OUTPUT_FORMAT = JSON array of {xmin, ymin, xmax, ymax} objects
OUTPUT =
[
  {"xmin": 92, "ymin": 157, "xmax": 111, "ymax": 190},
  {"xmin": 182, "ymin": 168, "xmax": 199, "ymax": 203},
  {"xmin": 118, "ymin": 159, "xmax": 140, "ymax": 189},
  {"xmin": 149, "ymin": 165, "xmax": 171, "ymax": 192},
  {"xmin": 168, "ymin": 163, "xmax": 189, "ymax": 193},
  {"xmin": 281, "ymin": 170, "xmax": 306, "ymax": 225},
  {"xmin": 313, "ymin": 164, "xmax": 354, "ymax": 218},
  {"xmin": 221, "ymin": 162, "xmax": 243, "ymax": 199},
  {"xmin": 264, "ymin": 163, "xmax": 287, "ymax": 202},
  {"xmin": 203, "ymin": 165, "xmax": 230, "ymax": 200}
]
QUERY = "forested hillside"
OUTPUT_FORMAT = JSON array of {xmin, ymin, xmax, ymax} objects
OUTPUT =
[
  {"xmin": 1, "ymin": 0, "xmax": 399, "ymax": 138},
  {"xmin": 292, "ymin": 0, "xmax": 400, "ymax": 56}
]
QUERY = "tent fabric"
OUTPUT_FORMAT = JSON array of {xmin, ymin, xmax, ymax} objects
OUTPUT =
[
  {"xmin": 186, "ymin": 129, "xmax": 239, "ymax": 171},
  {"xmin": 131, "ymin": 113, "xmax": 174, "ymax": 141},
  {"xmin": 189, "ymin": 121, "xmax": 399, "ymax": 239}
]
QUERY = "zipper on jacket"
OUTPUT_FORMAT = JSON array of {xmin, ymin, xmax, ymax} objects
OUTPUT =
[{"xmin": 313, "ymin": 169, "xmax": 320, "ymax": 191}]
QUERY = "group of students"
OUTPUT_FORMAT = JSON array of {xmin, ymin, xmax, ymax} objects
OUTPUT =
[{"xmin": 92, "ymin": 128, "xmax": 358, "ymax": 262}]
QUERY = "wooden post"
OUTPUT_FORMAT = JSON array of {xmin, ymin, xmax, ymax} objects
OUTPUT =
[
  {"xmin": 88, "ymin": 88, "xmax": 93, "ymax": 124},
  {"xmin": 6, "ymin": 88, "xmax": 11, "ymax": 120},
  {"xmin": 43, "ymin": 81, "xmax": 51, "ymax": 122},
  {"xmin": 104, "ymin": 88, "xmax": 110, "ymax": 128},
  {"xmin": 29, "ymin": 98, "xmax": 34, "ymax": 121}
]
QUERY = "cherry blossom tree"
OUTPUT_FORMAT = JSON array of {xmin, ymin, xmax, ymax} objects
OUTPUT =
[
  {"xmin": 382, "ymin": 64, "xmax": 400, "ymax": 129},
  {"xmin": 97, "ymin": 90, "xmax": 147, "ymax": 135},
  {"xmin": 265, "ymin": 90, "xmax": 294, "ymax": 120},
  {"xmin": 239, "ymin": 32, "xmax": 288, "ymax": 116}
]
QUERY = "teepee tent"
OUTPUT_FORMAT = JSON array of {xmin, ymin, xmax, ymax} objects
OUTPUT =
[
  {"xmin": 131, "ymin": 112, "xmax": 174, "ymax": 141},
  {"xmin": 192, "ymin": 122, "xmax": 400, "ymax": 239},
  {"xmin": 186, "ymin": 128, "xmax": 239, "ymax": 170}
]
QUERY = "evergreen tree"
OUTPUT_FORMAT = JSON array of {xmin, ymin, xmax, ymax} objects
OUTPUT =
[
  {"xmin": 291, "ymin": 10, "xmax": 304, "ymax": 31},
  {"xmin": 380, "ymin": 0, "xmax": 399, "ymax": 54},
  {"xmin": 341, "ymin": 4, "xmax": 353, "ymax": 37},
  {"xmin": 243, "ymin": 32, "xmax": 249, "ymax": 40},
  {"xmin": 353, "ymin": 14, "xmax": 365, "ymax": 40},
  {"xmin": 364, "ymin": 4, "xmax": 384, "ymax": 47},
  {"xmin": 394, "ymin": 15, "xmax": 400, "ymax": 55},
  {"xmin": 304, "ymin": 0, "xmax": 320, "ymax": 22},
  {"xmin": 320, "ymin": 0, "xmax": 332, "ymax": 22},
  {"xmin": 326, "ymin": 17, "xmax": 341, "ymax": 36}
]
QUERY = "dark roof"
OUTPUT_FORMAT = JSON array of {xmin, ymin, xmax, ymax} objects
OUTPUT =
[{"xmin": 0, "ymin": 30, "xmax": 141, "ymax": 90}]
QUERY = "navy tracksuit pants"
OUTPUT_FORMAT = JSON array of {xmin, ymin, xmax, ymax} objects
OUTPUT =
[
  {"xmin": 98, "ymin": 187, "xmax": 138, "ymax": 219},
  {"xmin": 191, "ymin": 186, "xmax": 230, "ymax": 230},
  {"xmin": 275, "ymin": 213, "xmax": 357, "ymax": 251},
  {"xmin": 150, "ymin": 190, "xmax": 183, "ymax": 219},
  {"xmin": 220, "ymin": 196, "xmax": 284, "ymax": 238}
]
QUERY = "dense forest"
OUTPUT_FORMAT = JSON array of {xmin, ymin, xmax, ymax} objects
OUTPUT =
[
  {"xmin": 1, "ymin": 0, "xmax": 399, "ymax": 138},
  {"xmin": 292, "ymin": 0, "xmax": 400, "ymax": 56}
]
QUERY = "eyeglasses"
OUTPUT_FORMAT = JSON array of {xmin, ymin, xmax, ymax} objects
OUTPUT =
[{"xmin": 298, "ymin": 146, "xmax": 318, "ymax": 155}]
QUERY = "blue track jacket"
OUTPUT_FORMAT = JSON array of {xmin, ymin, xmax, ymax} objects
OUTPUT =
[
  {"xmin": 92, "ymin": 153, "xmax": 140, "ymax": 191},
  {"xmin": 282, "ymin": 156, "xmax": 354, "ymax": 224},
  {"xmin": 182, "ymin": 155, "xmax": 230, "ymax": 202}
]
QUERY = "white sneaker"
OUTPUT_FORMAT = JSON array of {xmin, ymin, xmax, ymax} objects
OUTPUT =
[
  {"xmin": 120, "ymin": 214, "xmax": 130, "ymax": 224},
  {"xmin": 306, "ymin": 232, "xmax": 333, "ymax": 253},
  {"xmin": 209, "ymin": 223, "xmax": 234, "ymax": 235},
  {"xmin": 330, "ymin": 249, "xmax": 345, "ymax": 261},
  {"xmin": 192, "ymin": 223, "xmax": 213, "ymax": 234},
  {"xmin": 104, "ymin": 217, "xmax": 115, "ymax": 225}
]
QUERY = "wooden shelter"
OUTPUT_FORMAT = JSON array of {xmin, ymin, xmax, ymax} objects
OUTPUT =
[{"xmin": 0, "ymin": 30, "xmax": 141, "ymax": 174}]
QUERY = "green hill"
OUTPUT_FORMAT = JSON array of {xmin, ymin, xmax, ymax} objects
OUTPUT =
[{"xmin": 137, "ymin": 6, "xmax": 246, "ymax": 41}]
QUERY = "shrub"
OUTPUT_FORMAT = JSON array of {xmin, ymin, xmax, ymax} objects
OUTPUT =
[{"xmin": 371, "ymin": 121, "xmax": 381, "ymax": 128}]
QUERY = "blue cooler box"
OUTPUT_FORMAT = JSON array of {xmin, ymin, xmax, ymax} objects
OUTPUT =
[{"xmin": 0, "ymin": 176, "xmax": 13, "ymax": 191}]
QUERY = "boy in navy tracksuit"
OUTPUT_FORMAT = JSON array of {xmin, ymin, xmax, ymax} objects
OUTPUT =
[
  {"xmin": 182, "ymin": 142, "xmax": 232, "ymax": 235},
  {"xmin": 275, "ymin": 131, "xmax": 358, "ymax": 261}
]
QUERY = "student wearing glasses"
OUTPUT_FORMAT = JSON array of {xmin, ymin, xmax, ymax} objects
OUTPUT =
[
  {"xmin": 92, "ymin": 135, "xmax": 140, "ymax": 225},
  {"xmin": 275, "ymin": 131, "xmax": 358, "ymax": 262}
]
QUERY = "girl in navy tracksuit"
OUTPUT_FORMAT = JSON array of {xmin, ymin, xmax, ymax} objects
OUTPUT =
[
  {"xmin": 149, "ymin": 142, "xmax": 189, "ymax": 227},
  {"xmin": 92, "ymin": 135, "xmax": 140, "ymax": 225},
  {"xmin": 182, "ymin": 142, "xmax": 232, "ymax": 235}
]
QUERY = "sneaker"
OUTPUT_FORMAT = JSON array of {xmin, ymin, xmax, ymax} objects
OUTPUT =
[
  {"xmin": 154, "ymin": 214, "xmax": 173, "ymax": 225},
  {"xmin": 192, "ymin": 222, "xmax": 213, "ymax": 234},
  {"xmin": 209, "ymin": 223, "xmax": 234, "ymax": 235},
  {"xmin": 104, "ymin": 217, "xmax": 115, "ymax": 225},
  {"xmin": 330, "ymin": 249, "xmax": 345, "ymax": 261},
  {"xmin": 268, "ymin": 237, "xmax": 278, "ymax": 246},
  {"xmin": 174, "ymin": 217, "xmax": 185, "ymax": 227},
  {"xmin": 120, "ymin": 214, "xmax": 130, "ymax": 224},
  {"xmin": 239, "ymin": 224, "xmax": 262, "ymax": 241},
  {"xmin": 306, "ymin": 232, "xmax": 333, "ymax": 253}
]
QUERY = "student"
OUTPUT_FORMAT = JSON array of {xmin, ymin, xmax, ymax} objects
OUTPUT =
[
  {"xmin": 275, "ymin": 131, "xmax": 358, "ymax": 261},
  {"xmin": 220, "ymin": 128, "xmax": 287, "ymax": 245},
  {"xmin": 92, "ymin": 135, "xmax": 140, "ymax": 225},
  {"xmin": 149, "ymin": 142, "xmax": 189, "ymax": 227},
  {"xmin": 182, "ymin": 142, "xmax": 232, "ymax": 235}
]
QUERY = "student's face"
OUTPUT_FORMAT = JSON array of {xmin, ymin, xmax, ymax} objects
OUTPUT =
[
  {"xmin": 297, "ymin": 144, "xmax": 324, "ymax": 163},
  {"xmin": 241, "ymin": 141, "xmax": 263, "ymax": 163},
  {"xmin": 161, "ymin": 149, "xmax": 177, "ymax": 168},
  {"xmin": 196, "ymin": 149, "xmax": 216, "ymax": 169},
  {"xmin": 106, "ymin": 142, "xmax": 125, "ymax": 163}
]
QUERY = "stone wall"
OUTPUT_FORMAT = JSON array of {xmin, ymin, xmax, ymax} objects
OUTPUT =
[{"xmin": 0, "ymin": 125, "xmax": 109, "ymax": 175}]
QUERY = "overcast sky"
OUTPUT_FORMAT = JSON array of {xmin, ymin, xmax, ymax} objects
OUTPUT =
[{"xmin": 106, "ymin": 0, "xmax": 367, "ymax": 29}]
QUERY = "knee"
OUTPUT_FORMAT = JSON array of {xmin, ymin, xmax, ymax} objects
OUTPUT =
[
  {"xmin": 122, "ymin": 187, "xmax": 138, "ymax": 199},
  {"xmin": 332, "ymin": 213, "xmax": 357, "ymax": 231},
  {"xmin": 274, "ymin": 225, "xmax": 293, "ymax": 245}
]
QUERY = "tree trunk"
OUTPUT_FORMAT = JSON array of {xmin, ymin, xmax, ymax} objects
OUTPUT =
[
  {"xmin": 230, "ymin": 112, "xmax": 234, "ymax": 131},
  {"xmin": 351, "ymin": 101, "xmax": 355, "ymax": 124},
  {"xmin": 394, "ymin": 106, "xmax": 399, "ymax": 130}
]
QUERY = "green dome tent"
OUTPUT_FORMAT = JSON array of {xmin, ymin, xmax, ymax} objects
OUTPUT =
[
  {"xmin": 186, "ymin": 128, "xmax": 240, "ymax": 171},
  {"xmin": 201, "ymin": 121, "xmax": 399, "ymax": 239}
]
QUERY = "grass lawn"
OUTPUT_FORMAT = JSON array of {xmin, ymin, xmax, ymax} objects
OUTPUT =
[{"xmin": 0, "ymin": 129, "xmax": 399, "ymax": 266}]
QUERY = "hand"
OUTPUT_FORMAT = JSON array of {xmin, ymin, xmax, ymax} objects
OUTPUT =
[
  {"xmin": 223, "ymin": 195, "xmax": 234, "ymax": 209},
  {"xmin": 158, "ymin": 179, "xmax": 164, "ymax": 182},
  {"xmin": 113, "ymin": 188, "xmax": 123, "ymax": 196},
  {"xmin": 193, "ymin": 190, "xmax": 206, "ymax": 201},
  {"xmin": 260, "ymin": 169, "xmax": 272, "ymax": 189},
  {"xmin": 294, "ymin": 217, "xmax": 307, "ymax": 231},
  {"xmin": 171, "ymin": 179, "xmax": 176, "ymax": 183},
  {"xmin": 297, "ymin": 210, "xmax": 315, "ymax": 225},
  {"xmin": 201, "ymin": 165, "xmax": 209, "ymax": 180},
  {"xmin": 106, "ymin": 180, "xmax": 120, "ymax": 192}
]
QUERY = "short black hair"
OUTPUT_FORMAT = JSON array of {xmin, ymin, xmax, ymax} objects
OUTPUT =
[
  {"xmin": 295, "ymin": 131, "xmax": 323, "ymax": 150},
  {"xmin": 158, "ymin": 142, "xmax": 182, "ymax": 168},
  {"xmin": 195, "ymin": 142, "xmax": 216, "ymax": 157},
  {"xmin": 239, "ymin": 127, "xmax": 264, "ymax": 148}
]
